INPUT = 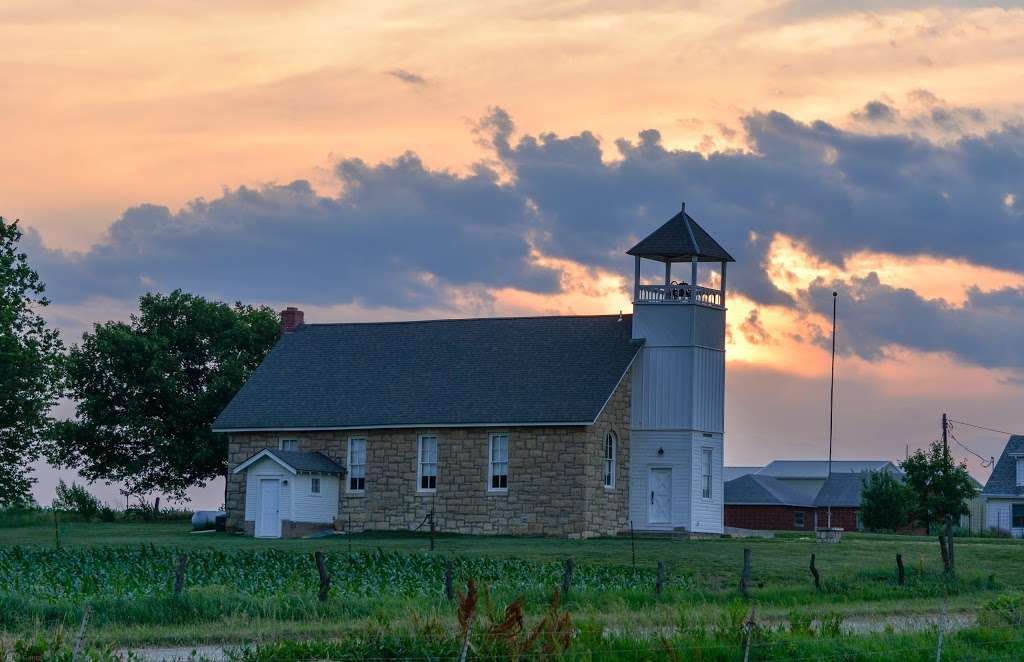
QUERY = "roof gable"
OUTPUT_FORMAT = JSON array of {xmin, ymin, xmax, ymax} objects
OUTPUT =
[
  {"xmin": 982, "ymin": 435, "xmax": 1024, "ymax": 497},
  {"xmin": 214, "ymin": 315, "xmax": 641, "ymax": 431}
]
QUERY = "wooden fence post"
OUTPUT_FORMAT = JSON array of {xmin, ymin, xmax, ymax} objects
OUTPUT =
[
  {"xmin": 173, "ymin": 552, "xmax": 189, "ymax": 596},
  {"xmin": 562, "ymin": 558, "xmax": 575, "ymax": 595},
  {"xmin": 71, "ymin": 605, "xmax": 92, "ymax": 662},
  {"xmin": 944, "ymin": 517, "xmax": 956, "ymax": 575},
  {"xmin": 896, "ymin": 553, "xmax": 905, "ymax": 586},
  {"xmin": 445, "ymin": 558, "xmax": 454, "ymax": 601},
  {"xmin": 938, "ymin": 535, "xmax": 950, "ymax": 573},
  {"xmin": 630, "ymin": 520, "xmax": 636, "ymax": 567},
  {"xmin": 656, "ymin": 560, "xmax": 666, "ymax": 594},
  {"xmin": 314, "ymin": 551, "xmax": 330, "ymax": 602},
  {"xmin": 739, "ymin": 548, "xmax": 751, "ymax": 598},
  {"xmin": 809, "ymin": 553, "xmax": 821, "ymax": 590}
]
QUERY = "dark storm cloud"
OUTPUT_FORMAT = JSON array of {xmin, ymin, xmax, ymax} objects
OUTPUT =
[
  {"xmin": 21, "ymin": 104, "xmax": 1024, "ymax": 370},
  {"xmin": 25, "ymin": 157, "xmax": 559, "ymax": 308},
  {"xmin": 804, "ymin": 276, "xmax": 1024, "ymax": 369},
  {"xmin": 852, "ymin": 100, "xmax": 897, "ymax": 123}
]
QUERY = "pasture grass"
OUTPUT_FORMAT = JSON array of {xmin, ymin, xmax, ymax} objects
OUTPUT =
[{"xmin": 0, "ymin": 520, "xmax": 1021, "ymax": 649}]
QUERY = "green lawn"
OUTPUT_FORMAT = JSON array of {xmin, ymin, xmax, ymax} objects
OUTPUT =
[{"xmin": 0, "ymin": 521, "xmax": 1020, "ymax": 651}]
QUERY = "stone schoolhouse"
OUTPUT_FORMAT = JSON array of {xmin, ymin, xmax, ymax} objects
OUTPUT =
[{"xmin": 214, "ymin": 206, "xmax": 734, "ymax": 538}]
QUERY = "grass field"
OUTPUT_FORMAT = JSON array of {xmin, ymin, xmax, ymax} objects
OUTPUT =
[{"xmin": 1, "ymin": 520, "xmax": 1022, "ymax": 659}]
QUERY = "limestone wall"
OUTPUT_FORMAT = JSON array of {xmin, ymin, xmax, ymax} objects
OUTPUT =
[{"xmin": 226, "ymin": 368, "xmax": 633, "ymax": 538}]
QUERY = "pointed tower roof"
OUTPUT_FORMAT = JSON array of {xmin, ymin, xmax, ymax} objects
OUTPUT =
[{"xmin": 627, "ymin": 205, "xmax": 734, "ymax": 263}]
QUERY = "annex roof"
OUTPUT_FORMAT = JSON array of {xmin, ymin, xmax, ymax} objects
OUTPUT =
[
  {"xmin": 214, "ymin": 315, "xmax": 642, "ymax": 432},
  {"xmin": 231, "ymin": 449, "xmax": 346, "ymax": 475},
  {"xmin": 757, "ymin": 460, "xmax": 899, "ymax": 480},
  {"xmin": 724, "ymin": 474, "xmax": 816, "ymax": 507},
  {"xmin": 982, "ymin": 435, "xmax": 1024, "ymax": 497},
  {"xmin": 626, "ymin": 208, "xmax": 735, "ymax": 263}
]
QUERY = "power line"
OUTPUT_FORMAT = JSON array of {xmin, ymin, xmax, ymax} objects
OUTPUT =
[
  {"xmin": 947, "ymin": 429, "xmax": 995, "ymax": 468},
  {"xmin": 947, "ymin": 418, "xmax": 1018, "ymax": 437}
]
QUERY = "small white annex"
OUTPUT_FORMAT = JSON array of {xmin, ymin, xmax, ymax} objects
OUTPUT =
[{"xmin": 231, "ymin": 448, "xmax": 344, "ymax": 538}]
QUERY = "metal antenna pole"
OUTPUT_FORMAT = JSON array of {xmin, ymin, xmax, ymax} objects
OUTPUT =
[{"xmin": 827, "ymin": 291, "xmax": 838, "ymax": 529}]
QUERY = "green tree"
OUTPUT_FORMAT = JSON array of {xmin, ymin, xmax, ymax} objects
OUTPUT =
[
  {"xmin": 51, "ymin": 290, "xmax": 279, "ymax": 500},
  {"xmin": 0, "ymin": 217, "xmax": 63, "ymax": 506},
  {"xmin": 900, "ymin": 440, "xmax": 976, "ymax": 530},
  {"xmin": 859, "ymin": 470, "xmax": 912, "ymax": 531}
]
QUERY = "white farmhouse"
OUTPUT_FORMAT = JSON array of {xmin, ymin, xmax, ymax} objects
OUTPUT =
[{"xmin": 982, "ymin": 435, "xmax": 1024, "ymax": 537}]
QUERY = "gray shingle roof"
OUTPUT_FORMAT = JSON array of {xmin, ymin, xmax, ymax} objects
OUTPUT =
[
  {"xmin": 214, "ymin": 315, "xmax": 641, "ymax": 431},
  {"xmin": 627, "ymin": 210, "xmax": 734, "ymax": 263},
  {"xmin": 724, "ymin": 474, "xmax": 815, "ymax": 507},
  {"xmin": 813, "ymin": 472, "xmax": 871, "ymax": 508},
  {"xmin": 982, "ymin": 435, "xmax": 1024, "ymax": 497},
  {"xmin": 265, "ymin": 449, "xmax": 345, "ymax": 474},
  {"xmin": 757, "ymin": 460, "xmax": 898, "ymax": 479}
]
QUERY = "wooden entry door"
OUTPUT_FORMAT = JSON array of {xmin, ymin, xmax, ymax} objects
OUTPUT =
[
  {"xmin": 648, "ymin": 468, "xmax": 672, "ymax": 525},
  {"xmin": 256, "ymin": 478, "xmax": 281, "ymax": 538}
]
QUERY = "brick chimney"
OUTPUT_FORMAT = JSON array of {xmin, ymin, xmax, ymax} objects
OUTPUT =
[{"xmin": 280, "ymin": 306, "xmax": 304, "ymax": 333}]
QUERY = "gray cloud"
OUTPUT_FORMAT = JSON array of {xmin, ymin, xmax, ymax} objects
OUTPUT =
[
  {"xmin": 386, "ymin": 69, "xmax": 427, "ymax": 86},
  {"xmin": 19, "ymin": 103, "xmax": 1024, "ymax": 372}
]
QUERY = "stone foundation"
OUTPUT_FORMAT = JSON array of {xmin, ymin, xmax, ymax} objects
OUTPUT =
[{"xmin": 242, "ymin": 519, "xmax": 333, "ymax": 538}]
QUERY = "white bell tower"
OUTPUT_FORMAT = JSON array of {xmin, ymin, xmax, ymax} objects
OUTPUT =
[{"xmin": 627, "ymin": 203, "xmax": 732, "ymax": 534}]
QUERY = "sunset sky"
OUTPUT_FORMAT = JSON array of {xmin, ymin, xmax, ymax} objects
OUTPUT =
[{"xmin": 4, "ymin": 0, "xmax": 1024, "ymax": 507}]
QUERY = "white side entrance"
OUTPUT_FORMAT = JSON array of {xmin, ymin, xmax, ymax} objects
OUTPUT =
[
  {"xmin": 255, "ymin": 478, "xmax": 282, "ymax": 538},
  {"xmin": 649, "ymin": 468, "xmax": 672, "ymax": 524}
]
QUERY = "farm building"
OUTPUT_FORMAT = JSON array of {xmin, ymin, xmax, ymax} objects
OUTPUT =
[
  {"xmin": 214, "ymin": 205, "xmax": 734, "ymax": 538},
  {"xmin": 723, "ymin": 460, "xmax": 901, "ymax": 532},
  {"xmin": 982, "ymin": 435, "xmax": 1024, "ymax": 538}
]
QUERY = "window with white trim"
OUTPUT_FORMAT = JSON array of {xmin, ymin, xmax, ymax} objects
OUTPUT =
[
  {"xmin": 701, "ymin": 447, "xmax": 713, "ymax": 499},
  {"xmin": 489, "ymin": 434, "xmax": 508, "ymax": 491},
  {"xmin": 279, "ymin": 439, "xmax": 299, "ymax": 452},
  {"xmin": 310, "ymin": 477, "xmax": 321, "ymax": 494},
  {"xmin": 603, "ymin": 431, "xmax": 617, "ymax": 489},
  {"xmin": 418, "ymin": 435, "xmax": 438, "ymax": 491},
  {"xmin": 793, "ymin": 511, "xmax": 805, "ymax": 528},
  {"xmin": 1017, "ymin": 458, "xmax": 1024, "ymax": 487},
  {"xmin": 348, "ymin": 437, "xmax": 367, "ymax": 492}
]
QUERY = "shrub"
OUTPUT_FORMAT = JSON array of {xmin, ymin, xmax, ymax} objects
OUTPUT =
[
  {"xmin": 51, "ymin": 480, "xmax": 103, "ymax": 519},
  {"xmin": 979, "ymin": 594, "xmax": 1024, "ymax": 628}
]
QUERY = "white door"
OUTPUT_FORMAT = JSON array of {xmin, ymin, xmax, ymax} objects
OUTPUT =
[
  {"xmin": 256, "ymin": 478, "xmax": 281, "ymax": 538},
  {"xmin": 649, "ymin": 468, "xmax": 672, "ymax": 524}
]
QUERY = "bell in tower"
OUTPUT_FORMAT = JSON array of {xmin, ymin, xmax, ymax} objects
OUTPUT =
[{"xmin": 626, "ymin": 203, "xmax": 733, "ymax": 534}]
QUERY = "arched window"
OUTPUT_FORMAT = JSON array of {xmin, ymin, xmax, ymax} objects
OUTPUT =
[{"xmin": 603, "ymin": 431, "xmax": 617, "ymax": 489}]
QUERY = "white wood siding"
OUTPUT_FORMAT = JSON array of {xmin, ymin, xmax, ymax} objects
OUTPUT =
[
  {"xmin": 291, "ymin": 474, "xmax": 340, "ymax": 524},
  {"xmin": 629, "ymin": 431, "xmax": 692, "ymax": 531},
  {"xmin": 690, "ymin": 435, "xmax": 723, "ymax": 533},
  {"xmin": 632, "ymin": 304, "xmax": 695, "ymax": 346},
  {"xmin": 244, "ymin": 457, "xmax": 291, "ymax": 523},
  {"xmin": 986, "ymin": 499, "xmax": 1024, "ymax": 538},
  {"xmin": 691, "ymin": 348, "xmax": 724, "ymax": 433}
]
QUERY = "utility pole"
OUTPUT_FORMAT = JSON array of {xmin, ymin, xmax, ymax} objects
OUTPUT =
[
  {"xmin": 827, "ymin": 291, "xmax": 838, "ymax": 529},
  {"xmin": 942, "ymin": 412, "xmax": 949, "ymax": 462}
]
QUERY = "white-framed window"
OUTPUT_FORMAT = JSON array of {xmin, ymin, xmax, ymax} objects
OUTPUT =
[
  {"xmin": 488, "ymin": 434, "xmax": 509, "ymax": 491},
  {"xmin": 310, "ymin": 477, "xmax": 321, "ymax": 495},
  {"xmin": 1017, "ymin": 458, "xmax": 1024, "ymax": 487},
  {"xmin": 348, "ymin": 437, "xmax": 367, "ymax": 493},
  {"xmin": 603, "ymin": 431, "xmax": 617, "ymax": 489},
  {"xmin": 418, "ymin": 435, "xmax": 438, "ymax": 492},
  {"xmin": 793, "ymin": 511, "xmax": 805, "ymax": 528},
  {"xmin": 279, "ymin": 439, "xmax": 299, "ymax": 452},
  {"xmin": 701, "ymin": 447, "xmax": 713, "ymax": 499}
]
